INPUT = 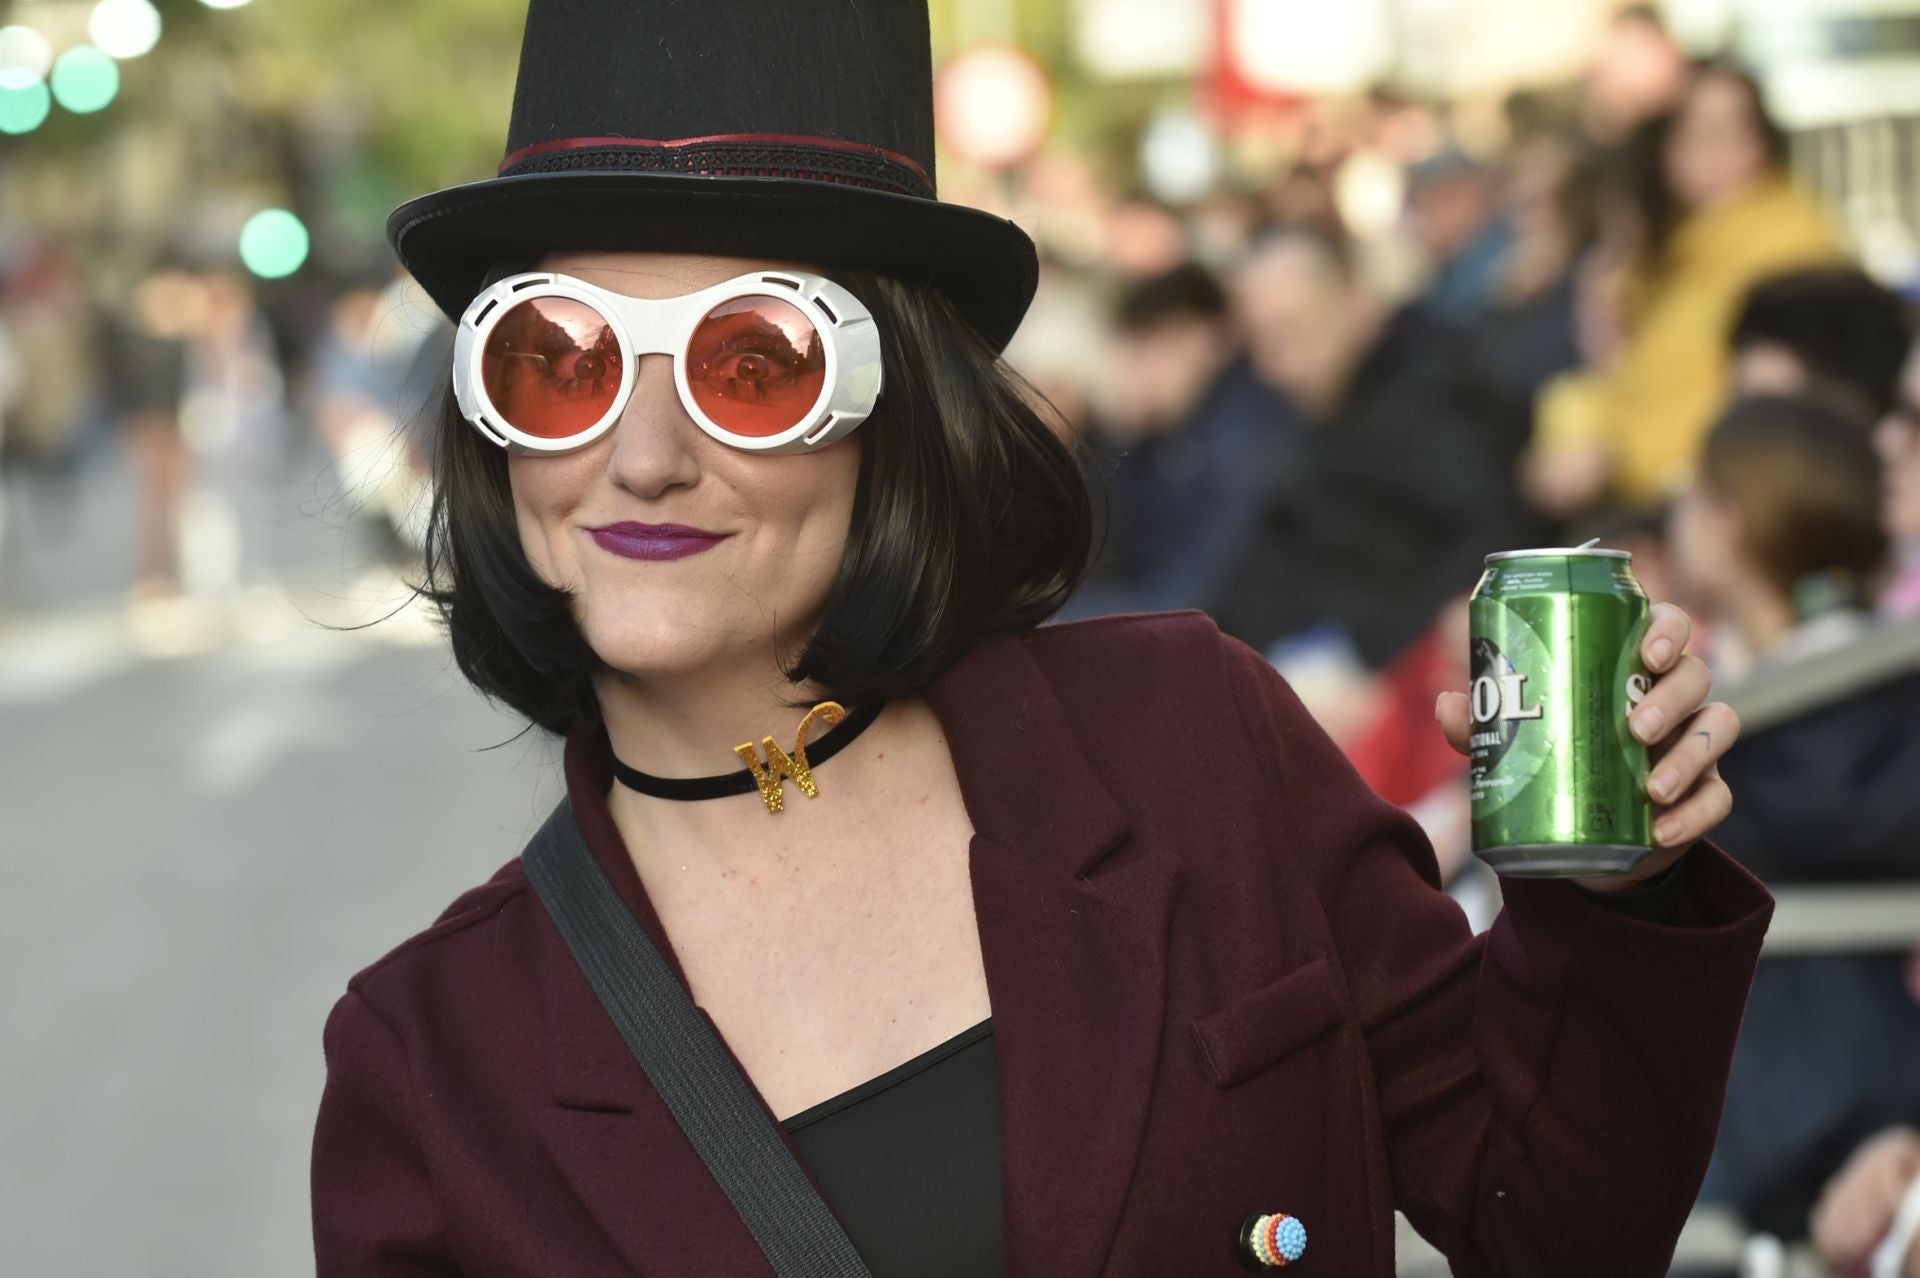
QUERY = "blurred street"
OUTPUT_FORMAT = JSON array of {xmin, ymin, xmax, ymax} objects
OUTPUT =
[
  {"xmin": 0, "ymin": 423, "xmax": 348, "ymax": 615},
  {"xmin": 0, "ymin": 466, "xmax": 564, "ymax": 1274}
]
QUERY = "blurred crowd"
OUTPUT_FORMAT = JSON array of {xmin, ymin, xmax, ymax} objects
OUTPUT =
[{"xmin": 0, "ymin": 4, "xmax": 1917, "ymax": 1272}]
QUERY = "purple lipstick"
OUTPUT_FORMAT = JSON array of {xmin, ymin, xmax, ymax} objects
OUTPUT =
[{"xmin": 589, "ymin": 521, "xmax": 731, "ymax": 562}]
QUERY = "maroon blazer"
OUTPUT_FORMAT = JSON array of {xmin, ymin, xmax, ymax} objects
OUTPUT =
[{"xmin": 313, "ymin": 612, "xmax": 1773, "ymax": 1276}]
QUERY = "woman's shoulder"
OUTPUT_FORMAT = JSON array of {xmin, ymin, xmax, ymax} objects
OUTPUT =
[
  {"xmin": 993, "ymin": 611, "xmax": 1415, "ymax": 887},
  {"xmin": 336, "ymin": 856, "xmax": 534, "ymax": 1009},
  {"xmin": 1018, "ymin": 608, "xmax": 1251, "ymax": 675},
  {"xmin": 1697, "ymin": 178, "xmax": 1844, "ymax": 272},
  {"xmin": 1005, "ymin": 609, "xmax": 1312, "ymax": 742}
]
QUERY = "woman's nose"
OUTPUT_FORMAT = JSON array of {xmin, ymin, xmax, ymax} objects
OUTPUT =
[{"xmin": 605, "ymin": 353, "xmax": 702, "ymax": 498}]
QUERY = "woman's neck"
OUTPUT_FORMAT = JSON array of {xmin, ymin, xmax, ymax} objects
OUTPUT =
[
  {"xmin": 593, "ymin": 661, "xmax": 830, "ymax": 783},
  {"xmin": 1729, "ymin": 583, "xmax": 1798, "ymax": 660},
  {"xmin": 1686, "ymin": 169, "xmax": 1779, "ymax": 222},
  {"xmin": 1732, "ymin": 569, "xmax": 1873, "ymax": 662},
  {"xmin": 592, "ymin": 661, "xmax": 923, "ymax": 872}
]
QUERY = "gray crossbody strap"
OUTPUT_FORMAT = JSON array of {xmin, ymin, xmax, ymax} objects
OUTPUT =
[{"xmin": 521, "ymin": 799, "xmax": 875, "ymax": 1278}]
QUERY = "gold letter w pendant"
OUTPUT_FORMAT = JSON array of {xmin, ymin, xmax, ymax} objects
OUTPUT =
[{"xmin": 734, "ymin": 702, "xmax": 846, "ymax": 815}]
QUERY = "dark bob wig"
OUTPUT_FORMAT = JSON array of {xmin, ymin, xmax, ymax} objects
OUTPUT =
[{"xmin": 417, "ymin": 264, "xmax": 1095, "ymax": 737}]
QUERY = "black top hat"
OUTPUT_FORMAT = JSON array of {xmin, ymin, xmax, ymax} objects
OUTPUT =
[{"xmin": 388, "ymin": 0, "xmax": 1038, "ymax": 350}]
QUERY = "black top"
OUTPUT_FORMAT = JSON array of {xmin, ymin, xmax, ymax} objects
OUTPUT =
[
  {"xmin": 782, "ymin": 1018, "xmax": 1003, "ymax": 1277},
  {"xmin": 1713, "ymin": 665, "xmax": 1920, "ymax": 883}
]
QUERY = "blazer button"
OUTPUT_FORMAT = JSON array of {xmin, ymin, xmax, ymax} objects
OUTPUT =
[{"xmin": 1237, "ymin": 1210, "xmax": 1307, "ymax": 1269}]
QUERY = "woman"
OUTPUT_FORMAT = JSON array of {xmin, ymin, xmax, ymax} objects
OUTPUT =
[
  {"xmin": 1526, "ymin": 61, "xmax": 1844, "ymax": 518},
  {"xmin": 1669, "ymin": 394, "xmax": 1920, "ymax": 1242},
  {"xmin": 313, "ymin": 5, "xmax": 1768, "ymax": 1275}
]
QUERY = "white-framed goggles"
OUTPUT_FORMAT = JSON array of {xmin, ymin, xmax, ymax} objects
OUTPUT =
[{"xmin": 452, "ymin": 269, "xmax": 883, "ymax": 455}]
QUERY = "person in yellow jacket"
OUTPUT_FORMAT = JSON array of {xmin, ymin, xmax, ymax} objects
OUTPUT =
[{"xmin": 1525, "ymin": 62, "xmax": 1846, "ymax": 517}]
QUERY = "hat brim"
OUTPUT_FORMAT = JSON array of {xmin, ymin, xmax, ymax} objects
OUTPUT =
[{"xmin": 387, "ymin": 172, "xmax": 1038, "ymax": 351}]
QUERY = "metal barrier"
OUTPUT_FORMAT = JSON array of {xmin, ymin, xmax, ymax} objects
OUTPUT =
[
  {"xmin": 1763, "ymin": 884, "xmax": 1920, "ymax": 955},
  {"xmin": 1719, "ymin": 614, "xmax": 1920, "ymax": 735}
]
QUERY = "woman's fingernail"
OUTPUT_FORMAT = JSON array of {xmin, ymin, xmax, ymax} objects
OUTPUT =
[
  {"xmin": 1654, "ymin": 818, "xmax": 1680, "ymax": 846},
  {"xmin": 1650, "ymin": 767, "xmax": 1679, "ymax": 801},
  {"xmin": 1647, "ymin": 638, "xmax": 1674, "ymax": 668},
  {"xmin": 1633, "ymin": 705, "xmax": 1665, "ymax": 742}
]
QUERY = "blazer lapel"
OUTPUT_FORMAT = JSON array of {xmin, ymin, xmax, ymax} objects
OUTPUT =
[
  {"xmin": 927, "ymin": 633, "xmax": 1184, "ymax": 1278},
  {"xmin": 530, "ymin": 886, "xmax": 778, "ymax": 1277}
]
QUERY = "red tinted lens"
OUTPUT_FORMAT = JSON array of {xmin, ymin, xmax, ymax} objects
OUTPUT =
[
  {"xmin": 685, "ymin": 296, "xmax": 827, "ymax": 438},
  {"xmin": 480, "ymin": 296, "xmax": 624, "ymax": 440}
]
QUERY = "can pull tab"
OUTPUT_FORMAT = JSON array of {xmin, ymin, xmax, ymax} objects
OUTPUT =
[{"xmin": 1575, "ymin": 536, "xmax": 1603, "ymax": 550}]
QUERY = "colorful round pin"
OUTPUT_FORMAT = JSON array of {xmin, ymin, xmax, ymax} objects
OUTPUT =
[{"xmin": 1238, "ymin": 1210, "xmax": 1307, "ymax": 1269}]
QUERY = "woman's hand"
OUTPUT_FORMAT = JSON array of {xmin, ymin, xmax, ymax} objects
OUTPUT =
[
  {"xmin": 1436, "ymin": 602, "xmax": 1740, "ymax": 891},
  {"xmin": 1812, "ymin": 1126, "xmax": 1920, "ymax": 1273}
]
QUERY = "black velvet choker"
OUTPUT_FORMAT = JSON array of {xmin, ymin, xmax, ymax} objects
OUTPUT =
[{"xmin": 609, "ymin": 701, "xmax": 884, "ymax": 815}]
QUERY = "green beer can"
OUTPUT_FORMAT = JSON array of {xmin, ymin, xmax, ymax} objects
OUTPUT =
[{"xmin": 1468, "ymin": 545, "xmax": 1655, "ymax": 877}]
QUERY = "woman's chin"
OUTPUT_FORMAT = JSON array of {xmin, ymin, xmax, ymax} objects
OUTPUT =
[
  {"xmin": 589, "ymin": 637, "xmax": 717, "ymax": 681},
  {"xmin": 581, "ymin": 618, "xmax": 779, "ymax": 686}
]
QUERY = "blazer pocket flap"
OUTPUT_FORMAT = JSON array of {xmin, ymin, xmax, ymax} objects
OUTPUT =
[{"xmin": 1191, "ymin": 957, "xmax": 1343, "ymax": 1088}]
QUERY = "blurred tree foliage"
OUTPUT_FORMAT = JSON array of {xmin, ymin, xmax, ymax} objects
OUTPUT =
[
  {"xmin": 226, "ymin": 0, "xmax": 528, "ymax": 192},
  {"xmin": 0, "ymin": 0, "xmax": 1157, "ymax": 271},
  {"xmin": 0, "ymin": 0, "xmax": 527, "ymax": 266}
]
